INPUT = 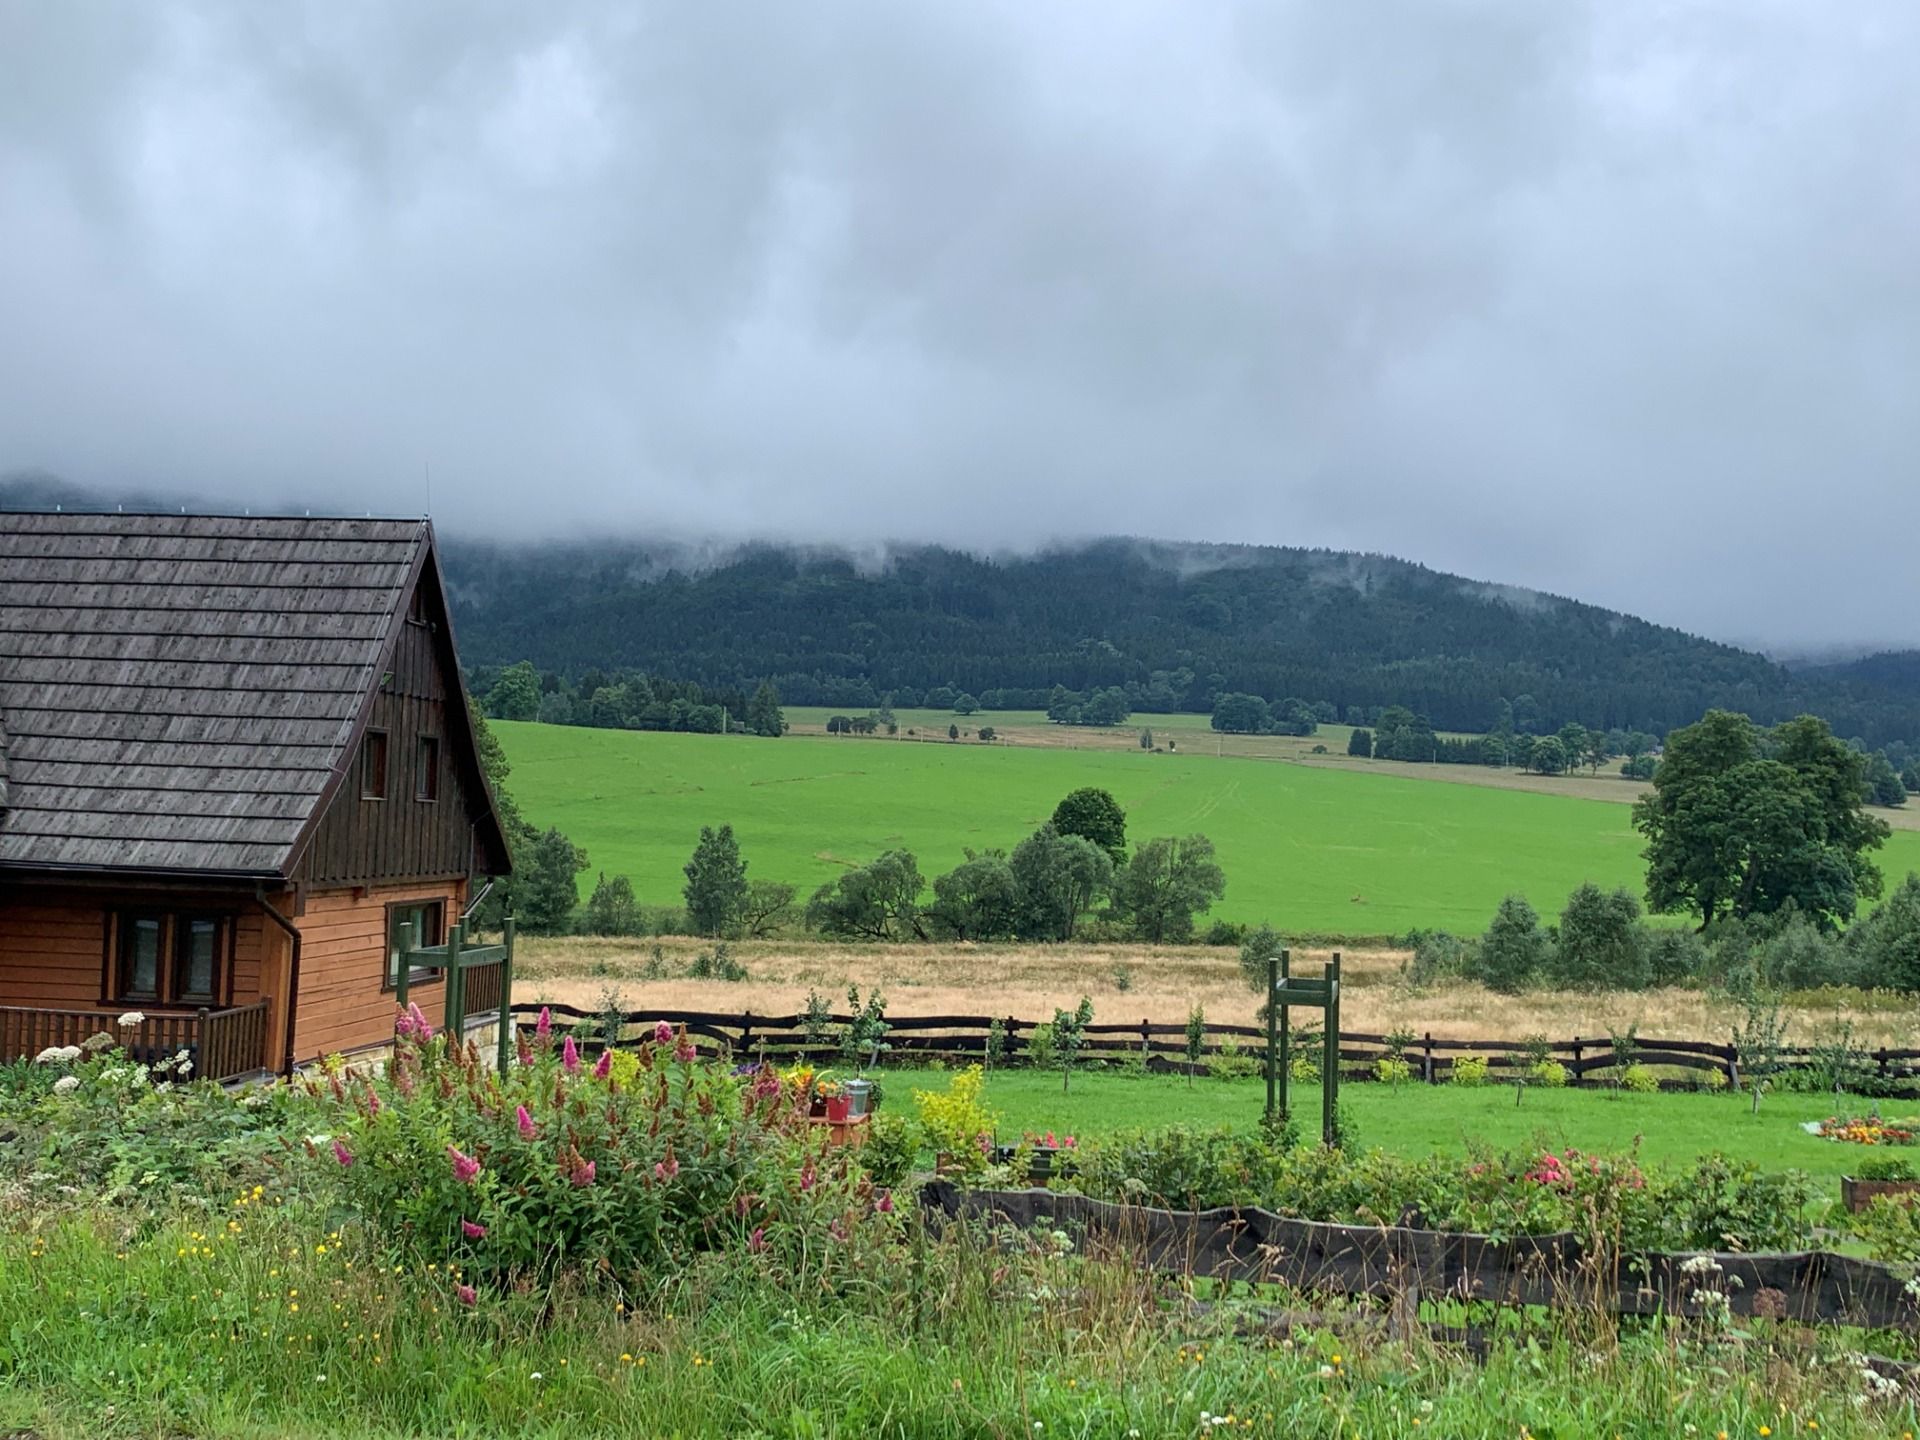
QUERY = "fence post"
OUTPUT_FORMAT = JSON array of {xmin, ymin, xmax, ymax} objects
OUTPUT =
[
  {"xmin": 1423, "ymin": 1031, "xmax": 1435, "ymax": 1085},
  {"xmin": 496, "ymin": 913, "xmax": 515, "ymax": 1072},
  {"xmin": 1878, "ymin": 1047, "xmax": 1890, "ymax": 1083},
  {"xmin": 1571, "ymin": 1036, "xmax": 1583, "ymax": 1088}
]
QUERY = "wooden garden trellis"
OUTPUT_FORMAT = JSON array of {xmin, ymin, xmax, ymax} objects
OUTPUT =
[{"xmin": 1265, "ymin": 949, "xmax": 1342, "ymax": 1145}]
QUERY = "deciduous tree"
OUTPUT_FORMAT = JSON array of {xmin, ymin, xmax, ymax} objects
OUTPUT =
[
  {"xmin": 804, "ymin": 850, "xmax": 928, "ymax": 941},
  {"xmin": 682, "ymin": 824, "xmax": 750, "ymax": 937},
  {"xmin": 1113, "ymin": 835, "xmax": 1226, "ymax": 943},
  {"xmin": 1049, "ymin": 787, "xmax": 1128, "ymax": 864}
]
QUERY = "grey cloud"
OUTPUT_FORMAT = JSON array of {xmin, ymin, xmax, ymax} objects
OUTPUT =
[{"xmin": 1, "ymin": 1, "xmax": 1915, "ymax": 648}]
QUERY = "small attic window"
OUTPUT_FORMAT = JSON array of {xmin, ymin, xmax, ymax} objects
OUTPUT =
[
  {"xmin": 406, "ymin": 585, "xmax": 427, "ymax": 625},
  {"xmin": 361, "ymin": 730, "xmax": 389, "ymax": 800}
]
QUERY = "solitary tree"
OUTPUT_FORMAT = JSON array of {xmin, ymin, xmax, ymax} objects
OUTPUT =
[
  {"xmin": 1549, "ymin": 884, "xmax": 1647, "ymax": 990},
  {"xmin": 1633, "ymin": 710, "xmax": 1889, "ymax": 930},
  {"xmin": 582, "ymin": 872, "xmax": 640, "ymax": 936},
  {"xmin": 1050, "ymin": 787, "xmax": 1128, "ymax": 864},
  {"xmin": 1347, "ymin": 728, "xmax": 1373, "ymax": 758},
  {"xmin": 952, "ymin": 692, "xmax": 979, "ymax": 715},
  {"xmin": 519, "ymin": 827, "xmax": 589, "ymax": 934},
  {"xmin": 1114, "ymin": 835, "xmax": 1227, "ymax": 943},
  {"xmin": 1529, "ymin": 735, "xmax": 1569, "ymax": 775},
  {"xmin": 683, "ymin": 824, "xmax": 750, "ymax": 937},
  {"xmin": 948, "ymin": 723, "xmax": 960, "ymax": 741},
  {"xmin": 1477, "ymin": 895, "xmax": 1547, "ymax": 993},
  {"xmin": 745, "ymin": 681, "xmax": 785, "ymax": 737}
]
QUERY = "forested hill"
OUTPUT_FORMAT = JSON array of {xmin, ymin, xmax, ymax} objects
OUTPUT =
[{"xmin": 438, "ymin": 536, "xmax": 1920, "ymax": 746}]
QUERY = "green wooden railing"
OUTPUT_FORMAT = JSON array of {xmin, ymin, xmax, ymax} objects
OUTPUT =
[{"xmin": 396, "ymin": 914, "xmax": 516, "ymax": 1070}]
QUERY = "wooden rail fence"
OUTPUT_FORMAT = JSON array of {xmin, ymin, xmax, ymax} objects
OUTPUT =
[
  {"xmin": 510, "ymin": 1003, "xmax": 1920, "ymax": 1089},
  {"xmin": 922, "ymin": 1181, "xmax": 1919, "ymax": 1332},
  {"xmin": 0, "ymin": 999, "xmax": 273, "ymax": 1082}
]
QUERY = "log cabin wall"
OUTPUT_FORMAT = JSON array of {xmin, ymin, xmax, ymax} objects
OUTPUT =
[
  {"xmin": 292, "ymin": 564, "xmax": 491, "ymax": 888},
  {"xmin": 0, "ymin": 883, "xmax": 270, "ymax": 1012},
  {"xmin": 290, "ymin": 878, "xmax": 466, "ymax": 1061}
]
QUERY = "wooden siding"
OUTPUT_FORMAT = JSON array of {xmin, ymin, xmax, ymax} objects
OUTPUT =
[
  {"xmin": 292, "ymin": 562, "xmax": 491, "ymax": 886},
  {"xmin": 0, "ymin": 883, "xmax": 271, "ymax": 1012},
  {"xmin": 291, "ymin": 879, "xmax": 464, "ymax": 1061}
]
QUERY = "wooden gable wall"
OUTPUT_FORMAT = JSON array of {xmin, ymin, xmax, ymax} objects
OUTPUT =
[{"xmin": 291, "ymin": 554, "xmax": 495, "ymax": 888}]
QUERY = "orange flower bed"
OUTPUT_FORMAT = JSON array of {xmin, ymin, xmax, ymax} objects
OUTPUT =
[{"xmin": 1817, "ymin": 1114, "xmax": 1919, "ymax": 1146}]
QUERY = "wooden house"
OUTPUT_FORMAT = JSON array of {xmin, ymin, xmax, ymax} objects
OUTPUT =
[{"xmin": 0, "ymin": 512, "xmax": 513, "ymax": 1080}]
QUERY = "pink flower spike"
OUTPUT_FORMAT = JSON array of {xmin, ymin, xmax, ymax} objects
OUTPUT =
[
  {"xmin": 461, "ymin": 1219, "xmax": 487, "ymax": 1240},
  {"xmin": 332, "ymin": 1139, "xmax": 355, "ymax": 1168},
  {"xmin": 654, "ymin": 1155, "xmax": 680, "ymax": 1183},
  {"xmin": 674, "ymin": 1037, "xmax": 697, "ymax": 1064},
  {"xmin": 407, "ymin": 1002, "xmax": 434, "ymax": 1042},
  {"xmin": 593, "ymin": 1049, "xmax": 612, "ymax": 1080},
  {"xmin": 748, "ymin": 1227, "xmax": 767, "ymax": 1254},
  {"xmin": 456, "ymin": 1283, "xmax": 477, "ymax": 1307},
  {"xmin": 571, "ymin": 1157, "xmax": 596, "ymax": 1187},
  {"xmin": 562, "ymin": 1036, "xmax": 580, "ymax": 1072},
  {"xmin": 536, "ymin": 1007, "xmax": 552, "ymax": 1038},
  {"xmin": 875, "ymin": 1189, "xmax": 894, "ymax": 1214},
  {"xmin": 654, "ymin": 1020, "xmax": 674, "ymax": 1046},
  {"xmin": 516, "ymin": 1104, "xmax": 537, "ymax": 1140},
  {"xmin": 448, "ymin": 1145, "xmax": 481, "ymax": 1184}
]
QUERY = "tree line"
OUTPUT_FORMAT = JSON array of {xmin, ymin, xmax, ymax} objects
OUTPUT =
[
  {"xmin": 508, "ymin": 787, "xmax": 1229, "ymax": 945},
  {"xmin": 442, "ymin": 535, "xmax": 1920, "ymax": 750},
  {"xmin": 479, "ymin": 660, "xmax": 786, "ymax": 738}
]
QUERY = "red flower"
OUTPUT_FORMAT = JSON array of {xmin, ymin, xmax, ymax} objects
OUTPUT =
[
  {"xmin": 456, "ymin": 1283, "xmax": 477, "ymax": 1307},
  {"xmin": 332, "ymin": 1139, "xmax": 355, "ymax": 1168},
  {"xmin": 448, "ymin": 1145, "xmax": 481, "ymax": 1184},
  {"xmin": 461, "ymin": 1218, "xmax": 487, "ymax": 1240}
]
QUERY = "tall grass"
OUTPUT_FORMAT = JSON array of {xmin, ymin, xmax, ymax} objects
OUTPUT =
[{"xmin": 2, "ymin": 1202, "xmax": 1910, "ymax": 1438}]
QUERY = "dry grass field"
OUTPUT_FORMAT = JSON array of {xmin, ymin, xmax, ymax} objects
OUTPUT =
[{"xmin": 513, "ymin": 934, "xmax": 1920, "ymax": 1047}]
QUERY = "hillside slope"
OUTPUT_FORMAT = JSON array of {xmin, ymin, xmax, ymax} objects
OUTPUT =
[{"xmin": 442, "ymin": 536, "xmax": 1920, "ymax": 745}]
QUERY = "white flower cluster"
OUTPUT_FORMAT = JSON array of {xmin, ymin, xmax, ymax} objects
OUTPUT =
[
  {"xmin": 51, "ymin": 1075, "xmax": 80, "ymax": 1095},
  {"xmin": 33, "ymin": 1045, "xmax": 81, "ymax": 1065}
]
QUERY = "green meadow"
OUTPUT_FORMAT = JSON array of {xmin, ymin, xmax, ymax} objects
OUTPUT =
[{"xmin": 495, "ymin": 721, "xmax": 1920, "ymax": 935}]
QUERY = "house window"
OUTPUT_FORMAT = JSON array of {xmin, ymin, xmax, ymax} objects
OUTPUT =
[
  {"xmin": 415, "ymin": 735, "xmax": 440, "ymax": 802},
  {"xmin": 117, "ymin": 913, "xmax": 164, "ymax": 1001},
  {"xmin": 109, "ymin": 912, "xmax": 226, "ymax": 1005},
  {"xmin": 175, "ymin": 916, "xmax": 223, "ymax": 1004},
  {"xmin": 361, "ymin": 730, "xmax": 388, "ymax": 799},
  {"xmin": 385, "ymin": 899, "xmax": 446, "ymax": 990}
]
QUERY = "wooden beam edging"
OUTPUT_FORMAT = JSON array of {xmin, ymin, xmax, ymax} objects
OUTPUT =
[{"xmin": 918, "ymin": 1182, "xmax": 1920, "ymax": 1330}]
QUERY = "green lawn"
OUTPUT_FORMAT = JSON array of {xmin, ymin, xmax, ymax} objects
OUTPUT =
[
  {"xmin": 891, "ymin": 1065, "xmax": 1881, "ymax": 1186},
  {"xmin": 495, "ymin": 721, "xmax": 1920, "ymax": 935}
]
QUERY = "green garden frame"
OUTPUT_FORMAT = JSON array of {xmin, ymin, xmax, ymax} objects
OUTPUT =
[{"xmin": 1264, "ymin": 949, "xmax": 1341, "ymax": 1147}]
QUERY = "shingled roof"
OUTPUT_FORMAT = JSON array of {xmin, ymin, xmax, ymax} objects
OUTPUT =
[{"xmin": 0, "ymin": 513, "xmax": 434, "ymax": 875}]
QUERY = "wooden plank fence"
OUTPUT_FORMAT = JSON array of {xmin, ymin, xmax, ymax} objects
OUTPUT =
[
  {"xmin": 509, "ymin": 1003, "xmax": 1920, "ymax": 1090},
  {"xmin": 921, "ymin": 1181, "xmax": 1920, "ymax": 1331}
]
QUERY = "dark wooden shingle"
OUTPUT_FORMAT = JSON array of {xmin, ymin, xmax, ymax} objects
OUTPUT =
[{"xmin": 0, "ymin": 514, "xmax": 427, "ymax": 875}]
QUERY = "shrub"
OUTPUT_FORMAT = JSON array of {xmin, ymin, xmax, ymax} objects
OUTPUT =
[
  {"xmin": 912, "ymin": 1066, "xmax": 999, "ymax": 1175},
  {"xmin": 326, "ymin": 1021, "xmax": 899, "ymax": 1284},
  {"xmin": 1203, "ymin": 918, "xmax": 1247, "ymax": 947},
  {"xmin": 1855, "ymin": 1154, "xmax": 1919, "ymax": 1182},
  {"xmin": 1529, "ymin": 1060, "xmax": 1570, "ymax": 1088},
  {"xmin": 1023, "ymin": 1022, "xmax": 1058, "ymax": 1071},
  {"xmin": 1450, "ymin": 1055, "xmax": 1489, "ymax": 1087},
  {"xmin": 1619, "ymin": 1063, "xmax": 1660, "ymax": 1094},
  {"xmin": 1850, "ymin": 1194, "xmax": 1920, "ymax": 1263},
  {"xmin": 1207, "ymin": 1036, "xmax": 1258, "ymax": 1081},
  {"xmin": 1644, "ymin": 927, "xmax": 1707, "ymax": 987},
  {"xmin": 1373, "ymin": 1055, "xmax": 1413, "ymax": 1087},
  {"xmin": 1549, "ymin": 884, "xmax": 1648, "ymax": 991},
  {"xmin": 1476, "ymin": 896, "xmax": 1548, "ymax": 993},
  {"xmin": 1753, "ymin": 912, "xmax": 1852, "ymax": 990},
  {"xmin": 861, "ymin": 1113, "xmax": 921, "ymax": 1188},
  {"xmin": 1404, "ymin": 929, "xmax": 1475, "ymax": 986},
  {"xmin": 1847, "ymin": 871, "xmax": 1920, "ymax": 992}
]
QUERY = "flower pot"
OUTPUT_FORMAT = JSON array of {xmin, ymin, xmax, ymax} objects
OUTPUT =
[
  {"xmin": 844, "ymin": 1078, "xmax": 872, "ymax": 1118},
  {"xmin": 824, "ymin": 1094, "xmax": 853, "ymax": 1124},
  {"xmin": 1841, "ymin": 1176, "xmax": 1920, "ymax": 1212}
]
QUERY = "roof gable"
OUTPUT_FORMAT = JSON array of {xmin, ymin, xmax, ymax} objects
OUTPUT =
[{"xmin": 0, "ymin": 513, "xmax": 430, "ymax": 876}]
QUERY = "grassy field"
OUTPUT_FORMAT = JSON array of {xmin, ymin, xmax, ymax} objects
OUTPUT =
[
  {"xmin": 903, "ymin": 1065, "xmax": 1880, "ymax": 1189},
  {"xmin": 496, "ymin": 721, "xmax": 1920, "ymax": 935}
]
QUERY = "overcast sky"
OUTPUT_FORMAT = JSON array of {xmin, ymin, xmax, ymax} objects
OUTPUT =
[{"xmin": 2, "ymin": 3, "xmax": 1916, "ymax": 651}]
